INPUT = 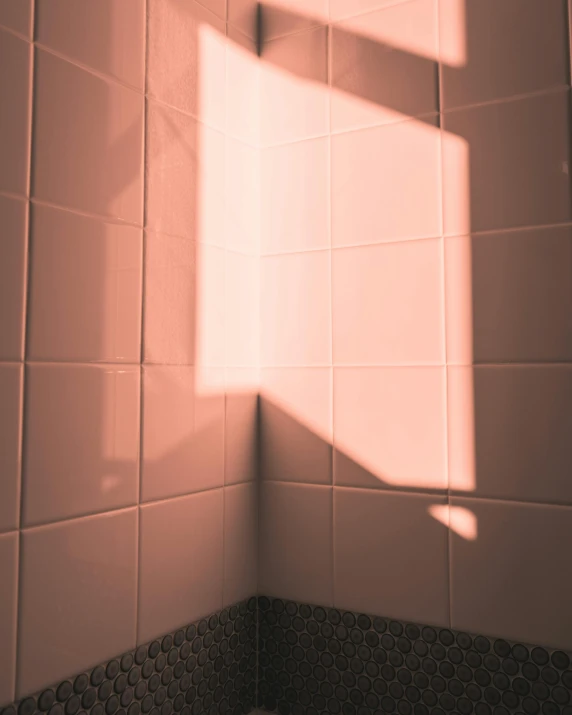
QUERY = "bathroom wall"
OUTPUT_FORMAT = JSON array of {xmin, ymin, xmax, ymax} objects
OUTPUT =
[
  {"xmin": 258, "ymin": 0, "xmax": 572, "ymax": 652},
  {"xmin": 0, "ymin": 0, "xmax": 259, "ymax": 704}
]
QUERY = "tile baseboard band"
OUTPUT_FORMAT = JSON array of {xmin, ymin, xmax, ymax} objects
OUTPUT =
[
  {"xmin": 256, "ymin": 596, "xmax": 572, "ymax": 715},
  {"xmin": 0, "ymin": 598, "xmax": 257, "ymax": 715},
  {"xmin": 2, "ymin": 595, "xmax": 571, "ymax": 715}
]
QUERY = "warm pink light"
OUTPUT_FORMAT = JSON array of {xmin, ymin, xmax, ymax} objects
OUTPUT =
[{"xmin": 429, "ymin": 504, "xmax": 478, "ymax": 541}]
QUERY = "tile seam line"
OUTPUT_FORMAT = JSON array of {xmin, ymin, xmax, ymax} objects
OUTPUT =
[
  {"xmin": 14, "ymin": 0, "xmax": 37, "ymax": 699},
  {"xmin": 33, "ymin": 42, "xmax": 145, "ymax": 94},
  {"xmin": 27, "ymin": 197, "xmax": 144, "ymax": 229},
  {"xmin": 262, "ymin": 482, "xmax": 572, "ymax": 511},
  {"xmin": 15, "ymin": 486, "xmax": 228, "ymax": 534}
]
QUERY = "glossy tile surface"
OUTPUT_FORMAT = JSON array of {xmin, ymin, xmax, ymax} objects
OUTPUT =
[
  {"xmin": 0, "ymin": 0, "xmax": 32, "ymax": 37},
  {"xmin": 442, "ymin": 90, "xmax": 571, "ymax": 235},
  {"xmin": 0, "ymin": 29, "xmax": 31, "ymax": 195},
  {"xmin": 334, "ymin": 367, "xmax": 447, "ymax": 492},
  {"xmin": 260, "ymin": 27, "xmax": 329, "ymax": 146},
  {"xmin": 450, "ymin": 497, "xmax": 572, "ymax": 650},
  {"xmin": 225, "ymin": 371, "xmax": 259, "ymax": 485},
  {"xmin": 225, "ymin": 251, "xmax": 259, "ymax": 367},
  {"xmin": 146, "ymin": 101, "xmax": 224, "ymax": 242},
  {"xmin": 261, "ymin": 137, "xmax": 329, "ymax": 254},
  {"xmin": 23, "ymin": 364, "xmax": 140, "ymax": 526},
  {"xmin": 142, "ymin": 366, "xmax": 224, "ymax": 502},
  {"xmin": 0, "ymin": 365, "xmax": 22, "ymax": 533},
  {"xmin": 334, "ymin": 488, "xmax": 449, "ymax": 627},
  {"xmin": 225, "ymin": 137, "xmax": 260, "ymax": 255},
  {"xmin": 448, "ymin": 366, "xmax": 572, "ymax": 505},
  {"xmin": 148, "ymin": 0, "xmax": 225, "ymax": 128},
  {"xmin": 332, "ymin": 240, "xmax": 444, "ymax": 365},
  {"xmin": 18, "ymin": 509, "xmax": 138, "ymax": 696},
  {"xmin": 331, "ymin": 117, "xmax": 441, "ymax": 246},
  {"xmin": 143, "ymin": 231, "xmax": 196, "ymax": 365},
  {"xmin": 138, "ymin": 490, "xmax": 224, "ymax": 643},
  {"xmin": 0, "ymin": 531, "xmax": 17, "ymax": 705},
  {"xmin": 445, "ymin": 228, "xmax": 572, "ymax": 364},
  {"xmin": 226, "ymin": 26, "xmax": 260, "ymax": 146},
  {"xmin": 36, "ymin": 0, "xmax": 145, "ymax": 88},
  {"xmin": 261, "ymin": 252, "xmax": 331, "ymax": 366},
  {"xmin": 28, "ymin": 204, "xmax": 143, "ymax": 363},
  {"xmin": 223, "ymin": 482, "xmax": 257, "ymax": 606},
  {"xmin": 440, "ymin": 0, "xmax": 569, "ymax": 110},
  {"xmin": 259, "ymin": 482, "xmax": 333, "ymax": 606},
  {"xmin": 0, "ymin": 194, "xmax": 27, "ymax": 361},
  {"xmin": 33, "ymin": 49, "xmax": 144, "ymax": 223},
  {"xmin": 260, "ymin": 367, "xmax": 332, "ymax": 485},
  {"xmin": 331, "ymin": 0, "xmax": 438, "ymax": 131}
]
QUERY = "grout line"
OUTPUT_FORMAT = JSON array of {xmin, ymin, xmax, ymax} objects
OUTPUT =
[
  {"xmin": 14, "ymin": 0, "xmax": 37, "ymax": 697},
  {"xmin": 435, "ymin": 0, "xmax": 453, "ymax": 631},
  {"xmin": 136, "ymin": 0, "xmax": 150, "ymax": 648},
  {"xmin": 326, "ymin": 20, "xmax": 336, "ymax": 610},
  {"xmin": 28, "ymin": 197, "xmax": 144, "ymax": 229},
  {"xmin": 0, "ymin": 22, "xmax": 32, "ymax": 42},
  {"xmin": 330, "ymin": 0, "xmax": 419, "ymax": 25},
  {"xmin": 567, "ymin": 0, "xmax": 572, "ymax": 88},
  {"xmin": 4, "ymin": 482, "xmax": 572, "ymax": 540},
  {"xmin": 441, "ymin": 83, "xmax": 570, "ymax": 116},
  {"xmin": 11, "ymin": 360, "xmax": 572, "ymax": 369}
]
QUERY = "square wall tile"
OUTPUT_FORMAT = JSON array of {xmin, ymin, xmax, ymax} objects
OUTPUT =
[
  {"xmin": 0, "ymin": 364, "xmax": 22, "ymax": 533},
  {"xmin": 334, "ymin": 367, "xmax": 447, "ymax": 492},
  {"xmin": 331, "ymin": 116, "xmax": 441, "ymax": 246},
  {"xmin": 260, "ymin": 27, "xmax": 329, "ymax": 146},
  {"xmin": 33, "ymin": 49, "xmax": 144, "ymax": 223},
  {"xmin": 28, "ymin": 204, "xmax": 143, "ymax": 363},
  {"xmin": 450, "ymin": 497, "xmax": 572, "ymax": 650},
  {"xmin": 36, "ymin": 0, "xmax": 145, "ymax": 88},
  {"xmin": 261, "ymin": 137, "xmax": 329, "ymax": 254},
  {"xmin": 334, "ymin": 487, "xmax": 449, "ymax": 626},
  {"xmin": 259, "ymin": 482, "xmax": 333, "ymax": 606},
  {"xmin": 144, "ymin": 231, "xmax": 196, "ymax": 365},
  {"xmin": 331, "ymin": 0, "xmax": 439, "ymax": 132},
  {"xmin": 225, "ymin": 137, "xmax": 260, "ymax": 255},
  {"xmin": 225, "ymin": 251, "xmax": 259, "ymax": 367},
  {"xmin": 442, "ymin": 90, "xmax": 571, "ymax": 235},
  {"xmin": 0, "ymin": 195, "xmax": 27, "ymax": 361},
  {"xmin": 18, "ymin": 510, "xmax": 137, "ymax": 697},
  {"xmin": 445, "ymin": 228, "xmax": 572, "ymax": 365},
  {"xmin": 226, "ymin": 27, "xmax": 260, "ymax": 146},
  {"xmin": 142, "ymin": 366, "xmax": 224, "ymax": 502},
  {"xmin": 225, "ymin": 369, "xmax": 259, "ymax": 486},
  {"xmin": 0, "ymin": 0, "xmax": 32, "ymax": 37},
  {"xmin": 0, "ymin": 532, "xmax": 17, "ymax": 705},
  {"xmin": 440, "ymin": 0, "xmax": 568, "ymax": 110},
  {"xmin": 146, "ymin": 101, "xmax": 225, "ymax": 244},
  {"xmin": 0, "ymin": 29, "xmax": 31, "ymax": 195},
  {"xmin": 332, "ymin": 240, "xmax": 444, "ymax": 365},
  {"xmin": 138, "ymin": 490, "xmax": 224, "ymax": 643},
  {"xmin": 448, "ymin": 366, "xmax": 572, "ymax": 505},
  {"xmin": 23, "ymin": 364, "xmax": 140, "ymax": 526},
  {"xmin": 260, "ymin": 367, "xmax": 332, "ymax": 485},
  {"xmin": 223, "ymin": 483, "xmax": 257, "ymax": 606},
  {"xmin": 261, "ymin": 251, "xmax": 331, "ymax": 366},
  {"xmin": 148, "ymin": 0, "xmax": 225, "ymax": 127}
]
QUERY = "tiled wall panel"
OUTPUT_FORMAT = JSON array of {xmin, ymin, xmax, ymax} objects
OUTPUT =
[{"xmin": 0, "ymin": 0, "xmax": 259, "ymax": 704}]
